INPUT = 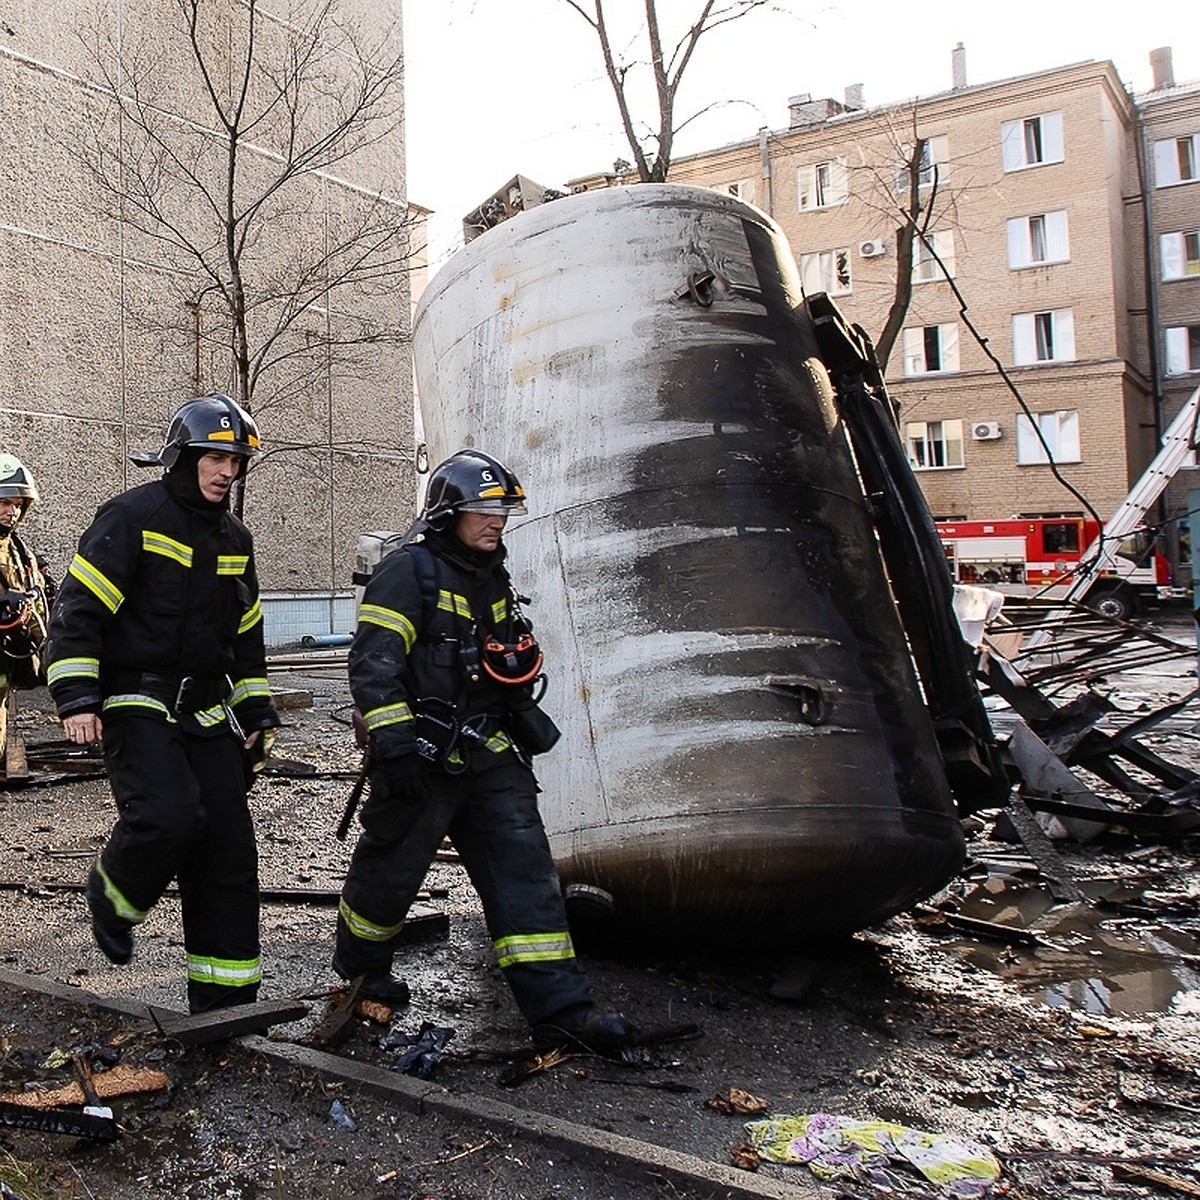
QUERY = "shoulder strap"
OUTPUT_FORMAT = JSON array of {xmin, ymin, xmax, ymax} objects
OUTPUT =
[{"xmin": 401, "ymin": 542, "xmax": 439, "ymax": 628}]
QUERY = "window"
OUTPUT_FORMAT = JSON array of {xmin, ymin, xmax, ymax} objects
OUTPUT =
[
  {"xmin": 1001, "ymin": 112, "xmax": 1064, "ymax": 171},
  {"xmin": 1154, "ymin": 134, "xmax": 1200, "ymax": 187},
  {"xmin": 723, "ymin": 178, "xmax": 758, "ymax": 206},
  {"xmin": 798, "ymin": 159, "xmax": 848, "ymax": 210},
  {"xmin": 905, "ymin": 419, "xmax": 964, "ymax": 470},
  {"xmin": 895, "ymin": 135, "xmax": 949, "ymax": 191},
  {"xmin": 1013, "ymin": 309, "xmax": 1075, "ymax": 364},
  {"xmin": 1007, "ymin": 211, "xmax": 1070, "ymax": 267},
  {"xmin": 1042, "ymin": 522, "xmax": 1082, "ymax": 554},
  {"xmin": 913, "ymin": 231, "xmax": 955, "ymax": 283},
  {"xmin": 1017, "ymin": 411, "xmax": 1080, "ymax": 464},
  {"xmin": 799, "ymin": 248, "xmax": 851, "ymax": 295},
  {"xmin": 1161, "ymin": 230, "xmax": 1200, "ymax": 280},
  {"xmin": 903, "ymin": 324, "xmax": 960, "ymax": 375},
  {"xmin": 1165, "ymin": 325, "xmax": 1200, "ymax": 374}
]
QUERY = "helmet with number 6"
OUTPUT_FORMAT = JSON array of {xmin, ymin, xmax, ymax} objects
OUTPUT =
[
  {"xmin": 420, "ymin": 450, "xmax": 527, "ymax": 531},
  {"xmin": 132, "ymin": 394, "xmax": 262, "ymax": 471}
]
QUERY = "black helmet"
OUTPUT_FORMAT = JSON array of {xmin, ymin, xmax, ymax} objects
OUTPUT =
[
  {"xmin": 132, "ymin": 394, "xmax": 262, "ymax": 469},
  {"xmin": 421, "ymin": 450, "xmax": 527, "ymax": 531},
  {"xmin": 0, "ymin": 453, "xmax": 39, "ymax": 509}
]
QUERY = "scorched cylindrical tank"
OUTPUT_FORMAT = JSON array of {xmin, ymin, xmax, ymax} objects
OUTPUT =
[{"xmin": 412, "ymin": 184, "xmax": 964, "ymax": 946}]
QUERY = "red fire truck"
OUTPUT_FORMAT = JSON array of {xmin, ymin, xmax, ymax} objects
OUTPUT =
[{"xmin": 934, "ymin": 516, "xmax": 1173, "ymax": 620}]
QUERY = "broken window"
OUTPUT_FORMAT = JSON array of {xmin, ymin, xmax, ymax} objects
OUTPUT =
[{"xmin": 799, "ymin": 248, "xmax": 852, "ymax": 296}]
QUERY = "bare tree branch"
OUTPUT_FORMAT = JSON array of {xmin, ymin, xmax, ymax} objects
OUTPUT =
[{"xmin": 71, "ymin": 0, "xmax": 416, "ymax": 462}]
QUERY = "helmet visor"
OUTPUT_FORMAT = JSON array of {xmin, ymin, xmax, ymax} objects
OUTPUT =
[{"xmin": 457, "ymin": 499, "xmax": 527, "ymax": 516}]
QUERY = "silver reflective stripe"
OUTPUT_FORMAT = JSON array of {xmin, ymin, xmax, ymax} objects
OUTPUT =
[{"xmin": 338, "ymin": 896, "xmax": 404, "ymax": 943}]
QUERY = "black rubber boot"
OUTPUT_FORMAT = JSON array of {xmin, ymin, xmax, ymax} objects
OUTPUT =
[
  {"xmin": 85, "ymin": 866, "xmax": 134, "ymax": 966},
  {"xmin": 532, "ymin": 1005, "xmax": 634, "ymax": 1053},
  {"xmin": 332, "ymin": 954, "xmax": 410, "ymax": 1007}
]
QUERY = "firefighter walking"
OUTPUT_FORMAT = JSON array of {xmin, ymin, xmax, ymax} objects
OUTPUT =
[
  {"xmin": 46, "ymin": 396, "xmax": 280, "ymax": 1013},
  {"xmin": 0, "ymin": 453, "xmax": 53, "ymax": 762},
  {"xmin": 335, "ymin": 449, "xmax": 632, "ymax": 1050}
]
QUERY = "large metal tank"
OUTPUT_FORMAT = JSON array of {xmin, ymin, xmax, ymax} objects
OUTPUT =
[{"xmin": 413, "ymin": 184, "xmax": 964, "ymax": 947}]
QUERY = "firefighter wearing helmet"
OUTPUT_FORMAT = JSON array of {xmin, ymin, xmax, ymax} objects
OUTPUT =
[
  {"xmin": 335, "ymin": 449, "xmax": 634, "ymax": 1050},
  {"xmin": 45, "ymin": 395, "xmax": 280, "ymax": 1013},
  {"xmin": 0, "ymin": 453, "xmax": 53, "ymax": 761}
]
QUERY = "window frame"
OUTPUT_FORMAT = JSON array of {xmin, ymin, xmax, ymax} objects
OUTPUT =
[
  {"xmin": 913, "ymin": 230, "xmax": 955, "ymax": 283},
  {"xmin": 1154, "ymin": 133, "xmax": 1200, "ymax": 187},
  {"xmin": 797, "ymin": 158, "xmax": 849, "ymax": 211},
  {"xmin": 1165, "ymin": 325, "xmax": 1200, "ymax": 375},
  {"xmin": 905, "ymin": 418, "xmax": 965, "ymax": 471},
  {"xmin": 1001, "ymin": 112, "xmax": 1065, "ymax": 172},
  {"xmin": 1012, "ymin": 309, "xmax": 1076, "ymax": 365},
  {"xmin": 1016, "ymin": 410, "xmax": 1081, "ymax": 465},
  {"xmin": 1007, "ymin": 211, "xmax": 1070, "ymax": 268},
  {"xmin": 1160, "ymin": 230, "xmax": 1200, "ymax": 280},
  {"xmin": 902, "ymin": 323, "xmax": 961, "ymax": 375},
  {"xmin": 799, "ymin": 247, "xmax": 852, "ymax": 296}
]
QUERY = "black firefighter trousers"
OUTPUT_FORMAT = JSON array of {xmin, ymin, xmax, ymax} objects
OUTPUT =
[
  {"xmin": 96, "ymin": 714, "xmax": 260, "ymax": 1013},
  {"xmin": 336, "ymin": 757, "xmax": 591, "ymax": 1026}
]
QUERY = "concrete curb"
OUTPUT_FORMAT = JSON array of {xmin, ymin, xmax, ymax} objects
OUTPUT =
[
  {"xmin": 0, "ymin": 966, "xmax": 820, "ymax": 1198},
  {"xmin": 243, "ymin": 1035, "xmax": 822, "ymax": 1199}
]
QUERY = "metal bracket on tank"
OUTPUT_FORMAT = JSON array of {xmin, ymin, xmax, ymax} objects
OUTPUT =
[
  {"xmin": 677, "ymin": 271, "xmax": 716, "ymax": 306},
  {"xmin": 765, "ymin": 676, "xmax": 829, "ymax": 726}
]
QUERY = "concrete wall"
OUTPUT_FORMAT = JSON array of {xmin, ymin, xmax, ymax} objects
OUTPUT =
[{"xmin": 1, "ymin": 1, "xmax": 419, "ymax": 629}]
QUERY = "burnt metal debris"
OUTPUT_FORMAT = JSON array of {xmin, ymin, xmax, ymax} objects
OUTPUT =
[{"xmin": 976, "ymin": 598, "xmax": 1199, "ymax": 846}]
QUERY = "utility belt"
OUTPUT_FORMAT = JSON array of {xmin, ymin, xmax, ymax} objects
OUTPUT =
[
  {"xmin": 414, "ymin": 693, "xmax": 560, "ymax": 767},
  {"xmin": 109, "ymin": 671, "xmax": 233, "ymax": 715}
]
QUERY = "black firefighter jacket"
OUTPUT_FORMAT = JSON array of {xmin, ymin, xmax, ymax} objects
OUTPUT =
[
  {"xmin": 46, "ymin": 474, "xmax": 277, "ymax": 736},
  {"xmin": 349, "ymin": 532, "xmax": 535, "ymax": 774}
]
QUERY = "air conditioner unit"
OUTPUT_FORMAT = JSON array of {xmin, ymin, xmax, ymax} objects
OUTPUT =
[
  {"xmin": 858, "ymin": 238, "xmax": 887, "ymax": 258},
  {"xmin": 971, "ymin": 421, "xmax": 1002, "ymax": 441}
]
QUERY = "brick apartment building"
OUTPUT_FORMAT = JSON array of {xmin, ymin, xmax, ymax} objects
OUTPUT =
[
  {"xmin": 0, "ymin": 2, "xmax": 421, "ymax": 642},
  {"xmin": 573, "ymin": 47, "xmax": 1200, "ymax": 578}
]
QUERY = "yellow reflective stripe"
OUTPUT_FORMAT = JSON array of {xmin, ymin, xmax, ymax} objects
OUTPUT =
[
  {"xmin": 359, "ymin": 604, "xmax": 417, "ymax": 652},
  {"xmin": 216, "ymin": 555, "xmax": 249, "ymax": 575},
  {"xmin": 142, "ymin": 530, "xmax": 193, "ymax": 567},
  {"xmin": 95, "ymin": 859, "xmax": 147, "ymax": 924},
  {"xmin": 101, "ymin": 694, "xmax": 176, "ymax": 722},
  {"xmin": 436, "ymin": 590, "xmax": 472, "ymax": 619},
  {"xmin": 238, "ymin": 598, "xmax": 263, "ymax": 635},
  {"xmin": 494, "ymin": 931, "xmax": 576, "ymax": 969},
  {"xmin": 47, "ymin": 657, "xmax": 100, "ymax": 685},
  {"xmin": 230, "ymin": 677, "xmax": 269, "ymax": 705},
  {"xmin": 338, "ymin": 897, "xmax": 404, "ymax": 943},
  {"xmin": 193, "ymin": 705, "xmax": 226, "ymax": 727},
  {"xmin": 363, "ymin": 702, "xmax": 412, "ymax": 732},
  {"xmin": 491, "ymin": 599, "xmax": 508, "ymax": 624},
  {"xmin": 186, "ymin": 954, "xmax": 262, "ymax": 987},
  {"xmin": 485, "ymin": 731, "xmax": 512, "ymax": 754},
  {"xmin": 69, "ymin": 554, "xmax": 124, "ymax": 613},
  {"xmin": 0, "ymin": 673, "xmax": 6, "ymax": 689}
]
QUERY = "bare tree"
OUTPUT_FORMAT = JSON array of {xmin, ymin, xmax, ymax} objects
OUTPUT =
[
  {"xmin": 559, "ymin": 0, "xmax": 778, "ymax": 183},
  {"xmin": 76, "ymin": 0, "xmax": 416, "ymax": 425},
  {"xmin": 850, "ymin": 105, "xmax": 981, "ymax": 372}
]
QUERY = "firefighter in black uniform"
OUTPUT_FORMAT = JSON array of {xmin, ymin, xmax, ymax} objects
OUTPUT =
[
  {"xmin": 336, "ymin": 449, "xmax": 631, "ymax": 1050},
  {"xmin": 1, "ymin": 453, "xmax": 53, "ymax": 760},
  {"xmin": 46, "ymin": 395, "xmax": 280, "ymax": 1013}
]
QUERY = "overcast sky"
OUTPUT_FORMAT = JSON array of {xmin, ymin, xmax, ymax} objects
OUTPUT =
[{"xmin": 403, "ymin": 0, "xmax": 1197, "ymax": 265}]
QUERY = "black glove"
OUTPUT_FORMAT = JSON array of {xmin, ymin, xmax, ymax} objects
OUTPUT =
[{"xmin": 381, "ymin": 753, "xmax": 426, "ymax": 804}]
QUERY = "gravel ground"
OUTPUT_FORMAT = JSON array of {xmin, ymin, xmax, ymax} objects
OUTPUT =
[{"xmin": 1, "ymin": 616, "xmax": 1199, "ymax": 1199}]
